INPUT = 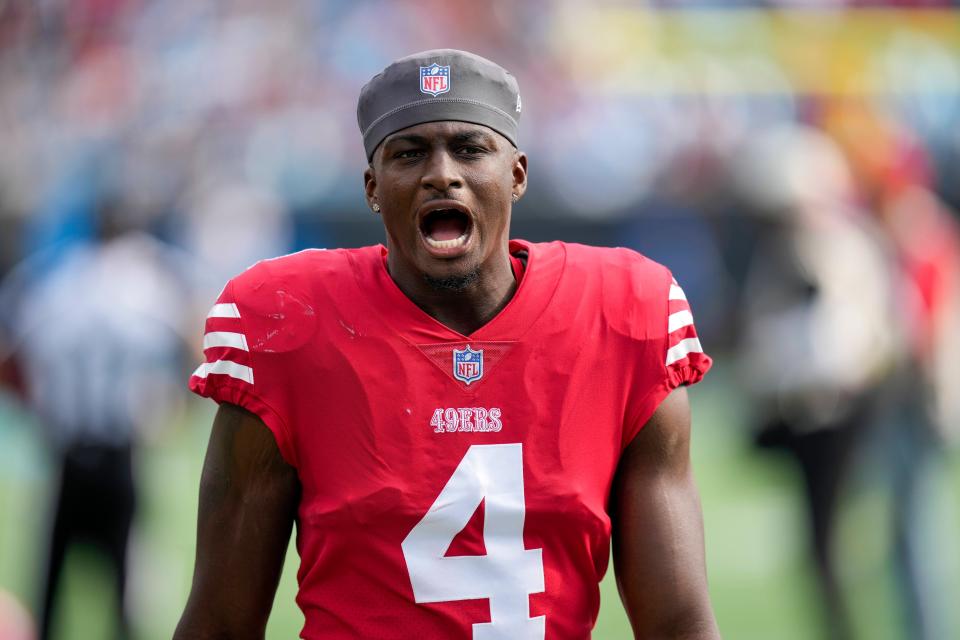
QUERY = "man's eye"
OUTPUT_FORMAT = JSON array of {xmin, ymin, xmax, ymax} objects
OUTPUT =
[
  {"xmin": 458, "ymin": 146, "xmax": 485, "ymax": 155},
  {"xmin": 395, "ymin": 150, "xmax": 423, "ymax": 159}
]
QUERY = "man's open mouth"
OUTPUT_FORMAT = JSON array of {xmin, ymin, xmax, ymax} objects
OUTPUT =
[{"xmin": 419, "ymin": 207, "xmax": 472, "ymax": 250}]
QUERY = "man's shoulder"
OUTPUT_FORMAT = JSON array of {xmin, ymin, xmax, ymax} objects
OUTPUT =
[
  {"xmin": 227, "ymin": 246, "xmax": 378, "ymax": 297},
  {"xmin": 220, "ymin": 246, "xmax": 379, "ymax": 331},
  {"xmin": 235, "ymin": 246, "xmax": 374, "ymax": 279},
  {"xmin": 526, "ymin": 241, "xmax": 674, "ymax": 337},
  {"xmin": 529, "ymin": 240, "xmax": 671, "ymax": 288}
]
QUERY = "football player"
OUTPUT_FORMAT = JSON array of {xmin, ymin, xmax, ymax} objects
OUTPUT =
[{"xmin": 175, "ymin": 50, "xmax": 720, "ymax": 640}]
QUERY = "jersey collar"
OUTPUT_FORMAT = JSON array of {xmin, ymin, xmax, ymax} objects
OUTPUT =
[{"xmin": 351, "ymin": 239, "xmax": 565, "ymax": 343}]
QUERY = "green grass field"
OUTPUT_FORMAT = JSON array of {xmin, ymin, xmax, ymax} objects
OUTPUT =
[{"xmin": 2, "ymin": 371, "xmax": 958, "ymax": 639}]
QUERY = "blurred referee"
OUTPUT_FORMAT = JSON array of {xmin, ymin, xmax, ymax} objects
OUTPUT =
[{"xmin": 0, "ymin": 198, "xmax": 193, "ymax": 640}]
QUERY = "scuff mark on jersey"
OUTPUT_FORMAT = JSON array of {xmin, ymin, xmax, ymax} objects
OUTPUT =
[{"xmin": 339, "ymin": 319, "xmax": 357, "ymax": 337}]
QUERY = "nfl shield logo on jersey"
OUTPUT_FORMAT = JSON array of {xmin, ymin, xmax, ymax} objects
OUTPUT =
[
  {"xmin": 420, "ymin": 63, "xmax": 450, "ymax": 96},
  {"xmin": 453, "ymin": 345, "xmax": 483, "ymax": 385}
]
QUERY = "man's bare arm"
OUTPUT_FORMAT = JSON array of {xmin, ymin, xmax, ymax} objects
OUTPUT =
[
  {"xmin": 174, "ymin": 403, "xmax": 300, "ymax": 640},
  {"xmin": 611, "ymin": 387, "xmax": 720, "ymax": 640}
]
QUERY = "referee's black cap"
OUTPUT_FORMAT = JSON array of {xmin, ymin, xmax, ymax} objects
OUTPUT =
[{"xmin": 358, "ymin": 49, "xmax": 521, "ymax": 162}]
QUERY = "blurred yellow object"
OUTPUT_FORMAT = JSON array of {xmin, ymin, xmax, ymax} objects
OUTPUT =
[{"xmin": 548, "ymin": 8, "xmax": 960, "ymax": 95}]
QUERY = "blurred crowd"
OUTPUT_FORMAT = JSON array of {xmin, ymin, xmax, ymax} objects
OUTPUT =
[
  {"xmin": 0, "ymin": 1, "xmax": 959, "ymax": 639},
  {"xmin": 1, "ymin": 0, "xmax": 960, "ymax": 273}
]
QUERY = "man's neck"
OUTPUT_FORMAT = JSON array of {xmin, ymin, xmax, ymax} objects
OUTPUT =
[{"xmin": 387, "ymin": 251, "xmax": 517, "ymax": 336}]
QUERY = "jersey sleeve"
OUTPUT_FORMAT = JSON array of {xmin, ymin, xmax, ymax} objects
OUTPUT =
[
  {"xmin": 623, "ymin": 271, "xmax": 712, "ymax": 446},
  {"xmin": 663, "ymin": 276, "xmax": 712, "ymax": 389},
  {"xmin": 188, "ymin": 278, "xmax": 297, "ymax": 467}
]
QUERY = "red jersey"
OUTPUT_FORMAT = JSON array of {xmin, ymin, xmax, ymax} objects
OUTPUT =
[{"xmin": 189, "ymin": 240, "xmax": 711, "ymax": 639}]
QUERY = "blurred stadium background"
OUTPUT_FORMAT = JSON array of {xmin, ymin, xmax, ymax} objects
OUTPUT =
[{"xmin": 1, "ymin": 0, "xmax": 960, "ymax": 638}]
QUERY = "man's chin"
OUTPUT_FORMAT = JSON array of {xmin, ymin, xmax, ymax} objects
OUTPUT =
[{"xmin": 422, "ymin": 267, "xmax": 480, "ymax": 292}]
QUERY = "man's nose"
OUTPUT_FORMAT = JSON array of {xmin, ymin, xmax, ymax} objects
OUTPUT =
[{"xmin": 420, "ymin": 151, "xmax": 463, "ymax": 193}]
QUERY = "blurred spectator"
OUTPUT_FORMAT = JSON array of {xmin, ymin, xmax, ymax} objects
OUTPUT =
[
  {"xmin": 825, "ymin": 102, "xmax": 960, "ymax": 638},
  {"xmin": 176, "ymin": 181, "xmax": 293, "ymax": 286},
  {"xmin": 731, "ymin": 124, "xmax": 900, "ymax": 640},
  {"xmin": 0, "ymin": 196, "xmax": 199, "ymax": 640}
]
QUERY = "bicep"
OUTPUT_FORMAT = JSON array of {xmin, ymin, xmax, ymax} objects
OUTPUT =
[
  {"xmin": 611, "ymin": 387, "xmax": 720, "ymax": 640},
  {"xmin": 175, "ymin": 403, "xmax": 300, "ymax": 639}
]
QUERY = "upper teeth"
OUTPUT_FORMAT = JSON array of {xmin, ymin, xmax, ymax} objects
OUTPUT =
[{"xmin": 425, "ymin": 232, "xmax": 469, "ymax": 249}]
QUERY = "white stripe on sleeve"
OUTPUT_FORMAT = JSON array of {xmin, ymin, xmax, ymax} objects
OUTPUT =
[
  {"xmin": 203, "ymin": 331, "xmax": 249, "ymax": 351},
  {"xmin": 666, "ymin": 337, "xmax": 703, "ymax": 366},
  {"xmin": 667, "ymin": 310, "xmax": 694, "ymax": 333},
  {"xmin": 208, "ymin": 303, "xmax": 241, "ymax": 319},
  {"xmin": 192, "ymin": 360, "xmax": 254, "ymax": 384},
  {"xmin": 668, "ymin": 284, "xmax": 687, "ymax": 301}
]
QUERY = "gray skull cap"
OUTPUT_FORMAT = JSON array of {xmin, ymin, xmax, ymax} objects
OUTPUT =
[{"xmin": 358, "ymin": 49, "xmax": 521, "ymax": 162}]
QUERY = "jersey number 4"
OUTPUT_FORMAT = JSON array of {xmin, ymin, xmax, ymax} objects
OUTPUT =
[{"xmin": 401, "ymin": 443, "xmax": 546, "ymax": 639}]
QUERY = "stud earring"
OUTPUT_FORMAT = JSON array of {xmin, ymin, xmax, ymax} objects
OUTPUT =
[
  {"xmin": 371, "ymin": 203, "xmax": 381, "ymax": 213},
  {"xmin": 511, "ymin": 194, "xmax": 519, "ymax": 203}
]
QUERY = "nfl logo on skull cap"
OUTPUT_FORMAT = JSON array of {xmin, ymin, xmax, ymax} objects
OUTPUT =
[
  {"xmin": 453, "ymin": 345, "xmax": 483, "ymax": 385},
  {"xmin": 420, "ymin": 63, "xmax": 450, "ymax": 96}
]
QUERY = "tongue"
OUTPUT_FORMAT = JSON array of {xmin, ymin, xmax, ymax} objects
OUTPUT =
[{"xmin": 428, "ymin": 217, "xmax": 465, "ymax": 241}]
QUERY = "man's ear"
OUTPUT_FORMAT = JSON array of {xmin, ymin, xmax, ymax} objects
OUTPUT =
[
  {"xmin": 363, "ymin": 164, "xmax": 377, "ymax": 208},
  {"xmin": 512, "ymin": 151, "xmax": 528, "ymax": 200}
]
